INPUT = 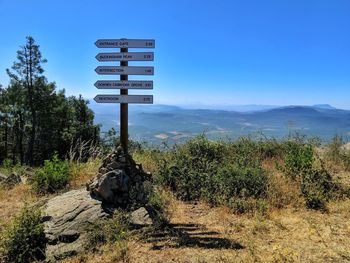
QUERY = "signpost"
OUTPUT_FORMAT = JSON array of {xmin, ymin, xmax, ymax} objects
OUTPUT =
[{"xmin": 94, "ymin": 38, "xmax": 155, "ymax": 153}]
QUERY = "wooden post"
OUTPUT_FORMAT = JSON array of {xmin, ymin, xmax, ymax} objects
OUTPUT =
[{"xmin": 120, "ymin": 47, "xmax": 128, "ymax": 153}]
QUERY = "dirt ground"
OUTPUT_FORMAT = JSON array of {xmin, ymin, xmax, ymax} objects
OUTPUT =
[{"xmin": 68, "ymin": 198, "xmax": 350, "ymax": 263}]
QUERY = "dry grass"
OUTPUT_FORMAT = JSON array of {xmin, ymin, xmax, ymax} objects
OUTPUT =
[
  {"xmin": 263, "ymin": 158, "xmax": 303, "ymax": 209},
  {"xmin": 61, "ymin": 196, "xmax": 350, "ymax": 263},
  {"xmin": 69, "ymin": 158, "xmax": 102, "ymax": 188},
  {"xmin": 63, "ymin": 155, "xmax": 350, "ymax": 263},
  {"xmin": 133, "ymin": 150, "xmax": 160, "ymax": 174},
  {"xmin": 0, "ymin": 184, "xmax": 38, "ymax": 229}
]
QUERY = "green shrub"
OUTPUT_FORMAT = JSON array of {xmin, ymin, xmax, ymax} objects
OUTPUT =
[
  {"xmin": 156, "ymin": 135, "xmax": 269, "ymax": 207},
  {"xmin": 284, "ymin": 141, "xmax": 314, "ymax": 180},
  {"xmin": 215, "ymin": 165, "xmax": 269, "ymax": 200},
  {"xmin": 156, "ymin": 136, "xmax": 225, "ymax": 201},
  {"xmin": 283, "ymin": 140, "xmax": 339, "ymax": 210},
  {"xmin": 301, "ymin": 168, "xmax": 337, "ymax": 210},
  {"xmin": 31, "ymin": 154, "xmax": 70, "ymax": 193},
  {"xmin": 0, "ymin": 205, "xmax": 46, "ymax": 263}
]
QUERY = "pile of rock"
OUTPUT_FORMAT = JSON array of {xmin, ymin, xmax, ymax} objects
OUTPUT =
[
  {"xmin": 0, "ymin": 172, "xmax": 22, "ymax": 188},
  {"xmin": 87, "ymin": 147, "xmax": 152, "ymax": 210},
  {"xmin": 43, "ymin": 148, "xmax": 156, "ymax": 261}
]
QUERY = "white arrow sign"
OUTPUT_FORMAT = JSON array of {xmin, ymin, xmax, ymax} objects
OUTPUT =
[
  {"xmin": 94, "ymin": 95, "xmax": 153, "ymax": 104},
  {"xmin": 95, "ymin": 66, "xmax": 154, "ymax": 75},
  {"xmin": 94, "ymin": 80, "xmax": 153, "ymax": 89},
  {"xmin": 95, "ymin": 39, "xmax": 155, "ymax": 48},
  {"xmin": 95, "ymin": 52, "xmax": 154, "ymax": 62}
]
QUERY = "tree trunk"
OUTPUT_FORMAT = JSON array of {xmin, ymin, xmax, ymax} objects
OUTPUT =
[
  {"xmin": 18, "ymin": 111, "xmax": 24, "ymax": 165},
  {"xmin": 4, "ymin": 115, "xmax": 8, "ymax": 159},
  {"xmin": 25, "ymin": 42, "xmax": 36, "ymax": 166}
]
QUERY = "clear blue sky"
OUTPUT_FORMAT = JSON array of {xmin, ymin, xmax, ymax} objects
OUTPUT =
[{"xmin": 0, "ymin": 0, "xmax": 349, "ymax": 108}]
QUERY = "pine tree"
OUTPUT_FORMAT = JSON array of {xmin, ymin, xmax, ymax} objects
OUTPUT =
[{"xmin": 6, "ymin": 36, "xmax": 47, "ymax": 165}]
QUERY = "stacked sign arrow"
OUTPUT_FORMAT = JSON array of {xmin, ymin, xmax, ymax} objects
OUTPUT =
[{"xmin": 94, "ymin": 38, "xmax": 155, "ymax": 104}]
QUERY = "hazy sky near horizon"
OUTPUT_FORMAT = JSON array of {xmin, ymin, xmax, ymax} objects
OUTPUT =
[{"xmin": 0, "ymin": 0, "xmax": 349, "ymax": 108}]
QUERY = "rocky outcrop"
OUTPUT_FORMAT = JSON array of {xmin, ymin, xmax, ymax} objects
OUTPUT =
[
  {"xmin": 87, "ymin": 147, "xmax": 152, "ymax": 209},
  {"xmin": 43, "ymin": 189, "xmax": 110, "ymax": 261},
  {"xmin": 0, "ymin": 172, "xmax": 22, "ymax": 188},
  {"xmin": 43, "ymin": 148, "xmax": 155, "ymax": 261}
]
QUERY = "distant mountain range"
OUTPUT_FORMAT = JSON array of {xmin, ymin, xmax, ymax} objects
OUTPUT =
[{"xmin": 88, "ymin": 102, "xmax": 350, "ymax": 144}]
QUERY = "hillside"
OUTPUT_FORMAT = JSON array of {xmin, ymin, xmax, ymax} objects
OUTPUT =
[
  {"xmin": 1, "ymin": 136, "xmax": 350, "ymax": 262},
  {"xmin": 90, "ymin": 103, "xmax": 350, "ymax": 144}
]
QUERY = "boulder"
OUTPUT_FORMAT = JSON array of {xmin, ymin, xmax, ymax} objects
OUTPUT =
[
  {"xmin": 130, "ymin": 207, "xmax": 153, "ymax": 227},
  {"xmin": 0, "ymin": 172, "xmax": 22, "ymax": 188},
  {"xmin": 43, "ymin": 189, "xmax": 110, "ymax": 261},
  {"xmin": 95, "ymin": 170, "xmax": 128, "ymax": 203}
]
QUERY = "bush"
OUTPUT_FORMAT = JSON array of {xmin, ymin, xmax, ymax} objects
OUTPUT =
[
  {"xmin": 301, "ymin": 168, "xmax": 336, "ymax": 210},
  {"xmin": 31, "ymin": 154, "xmax": 70, "ymax": 193},
  {"xmin": 156, "ymin": 136, "xmax": 225, "ymax": 201},
  {"xmin": 283, "ymin": 140, "xmax": 339, "ymax": 210},
  {"xmin": 156, "ymin": 135, "xmax": 269, "ymax": 206},
  {"xmin": 215, "ymin": 165, "xmax": 269, "ymax": 200},
  {"xmin": 0, "ymin": 205, "xmax": 46, "ymax": 263},
  {"xmin": 284, "ymin": 141, "xmax": 314, "ymax": 180}
]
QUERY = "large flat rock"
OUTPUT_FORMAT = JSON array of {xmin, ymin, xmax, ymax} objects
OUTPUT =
[{"xmin": 43, "ymin": 189, "xmax": 110, "ymax": 261}]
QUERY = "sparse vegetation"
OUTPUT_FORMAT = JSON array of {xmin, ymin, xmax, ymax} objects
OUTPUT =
[
  {"xmin": 86, "ymin": 210, "xmax": 130, "ymax": 261},
  {"xmin": 0, "ymin": 205, "xmax": 46, "ymax": 263}
]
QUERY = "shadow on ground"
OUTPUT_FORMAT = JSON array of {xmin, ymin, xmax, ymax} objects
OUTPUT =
[{"xmin": 143, "ymin": 223, "xmax": 244, "ymax": 250}]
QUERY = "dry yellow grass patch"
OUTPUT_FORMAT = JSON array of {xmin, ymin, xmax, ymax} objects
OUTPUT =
[
  {"xmin": 133, "ymin": 151, "xmax": 159, "ymax": 174},
  {"xmin": 69, "ymin": 158, "xmax": 102, "ymax": 188},
  {"xmin": 124, "ymin": 199, "xmax": 350, "ymax": 263},
  {"xmin": 0, "ymin": 184, "xmax": 38, "ymax": 229}
]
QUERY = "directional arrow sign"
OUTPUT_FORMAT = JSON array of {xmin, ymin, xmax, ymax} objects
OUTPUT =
[
  {"xmin": 95, "ymin": 52, "xmax": 154, "ymax": 62},
  {"xmin": 94, "ymin": 80, "xmax": 153, "ymax": 89},
  {"xmin": 95, "ymin": 66, "xmax": 154, "ymax": 75},
  {"xmin": 95, "ymin": 39, "xmax": 155, "ymax": 48},
  {"xmin": 94, "ymin": 95, "xmax": 153, "ymax": 104}
]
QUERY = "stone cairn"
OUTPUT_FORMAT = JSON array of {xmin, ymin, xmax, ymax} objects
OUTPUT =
[{"xmin": 87, "ymin": 146, "xmax": 152, "ymax": 210}]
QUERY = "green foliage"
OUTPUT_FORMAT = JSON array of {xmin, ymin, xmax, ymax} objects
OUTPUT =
[
  {"xmin": 31, "ymin": 154, "xmax": 70, "ymax": 193},
  {"xmin": 284, "ymin": 141, "xmax": 314, "ymax": 180},
  {"xmin": 154, "ymin": 135, "xmax": 343, "ymax": 211},
  {"xmin": 283, "ymin": 139, "xmax": 338, "ymax": 210},
  {"xmin": 215, "ymin": 165, "xmax": 268, "ymax": 200},
  {"xmin": 0, "ymin": 37, "xmax": 99, "ymax": 165},
  {"xmin": 156, "ymin": 135, "xmax": 269, "ymax": 207},
  {"xmin": 301, "ymin": 169, "xmax": 335, "ymax": 210},
  {"xmin": 156, "ymin": 135, "xmax": 225, "ymax": 201},
  {"xmin": 0, "ymin": 205, "xmax": 46, "ymax": 263}
]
